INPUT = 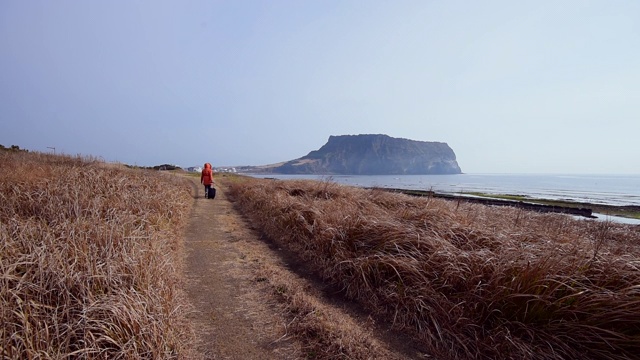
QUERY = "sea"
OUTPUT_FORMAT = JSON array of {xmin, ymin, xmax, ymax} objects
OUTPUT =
[{"xmin": 247, "ymin": 173, "xmax": 640, "ymax": 225}]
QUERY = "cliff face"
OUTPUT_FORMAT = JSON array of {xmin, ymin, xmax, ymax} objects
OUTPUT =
[{"xmin": 268, "ymin": 134, "xmax": 462, "ymax": 175}]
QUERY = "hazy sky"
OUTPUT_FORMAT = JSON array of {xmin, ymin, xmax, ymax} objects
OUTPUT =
[{"xmin": 2, "ymin": 1, "xmax": 639, "ymax": 174}]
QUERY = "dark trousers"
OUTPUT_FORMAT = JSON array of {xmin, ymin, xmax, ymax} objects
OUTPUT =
[{"xmin": 204, "ymin": 184, "xmax": 212, "ymax": 198}]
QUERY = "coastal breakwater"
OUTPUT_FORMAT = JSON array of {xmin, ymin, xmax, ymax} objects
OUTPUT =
[{"xmin": 386, "ymin": 188, "xmax": 596, "ymax": 218}]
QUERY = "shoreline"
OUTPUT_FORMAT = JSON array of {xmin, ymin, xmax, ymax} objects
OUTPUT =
[
  {"xmin": 247, "ymin": 174, "xmax": 640, "ymax": 224},
  {"xmin": 384, "ymin": 188, "xmax": 640, "ymax": 224}
]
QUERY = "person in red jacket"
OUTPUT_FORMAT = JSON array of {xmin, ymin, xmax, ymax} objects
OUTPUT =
[{"xmin": 200, "ymin": 163, "xmax": 215, "ymax": 198}]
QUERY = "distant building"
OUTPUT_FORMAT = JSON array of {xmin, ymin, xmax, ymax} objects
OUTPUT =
[
  {"xmin": 215, "ymin": 167, "xmax": 237, "ymax": 173},
  {"xmin": 186, "ymin": 166, "xmax": 237, "ymax": 173}
]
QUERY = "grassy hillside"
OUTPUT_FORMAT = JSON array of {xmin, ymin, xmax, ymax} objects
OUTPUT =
[
  {"xmin": 227, "ymin": 177, "xmax": 640, "ymax": 360},
  {"xmin": 0, "ymin": 151, "xmax": 197, "ymax": 359}
]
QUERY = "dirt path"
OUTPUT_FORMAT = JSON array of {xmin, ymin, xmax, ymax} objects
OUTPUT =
[
  {"xmin": 181, "ymin": 176, "xmax": 425, "ymax": 359},
  {"xmin": 182, "ymin": 179, "xmax": 302, "ymax": 359}
]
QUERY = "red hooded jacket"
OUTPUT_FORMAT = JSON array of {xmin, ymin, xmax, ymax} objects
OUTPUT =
[{"xmin": 201, "ymin": 163, "xmax": 214, "ymax": 185}]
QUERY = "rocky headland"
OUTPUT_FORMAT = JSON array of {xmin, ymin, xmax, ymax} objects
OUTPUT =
[{"xmin": 248, "ymin": 134, "xmax": 462, "ymax": 175}]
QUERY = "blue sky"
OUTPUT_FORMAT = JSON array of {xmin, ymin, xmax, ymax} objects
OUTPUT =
[{"xmin": 1, "ymin": 1, "xmax": 639, "ymax": 173}]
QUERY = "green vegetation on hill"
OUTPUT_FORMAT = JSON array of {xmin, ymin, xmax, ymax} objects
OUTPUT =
[{"xmin": 254, "ymin": 134, "xmax": 462, "ymax": 175}]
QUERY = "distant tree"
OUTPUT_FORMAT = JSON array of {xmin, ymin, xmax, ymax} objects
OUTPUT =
[
  {"xmin": 152, "ymin": 164, "xmax": 182, "ymax": 171},
  {"xmin": 0, "ymin": 144, "xmax": 28, "ymax": 152}
]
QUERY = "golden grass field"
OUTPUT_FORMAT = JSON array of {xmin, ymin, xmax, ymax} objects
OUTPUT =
[
  {"xmin": 3, "ymin": 149, "xmax": 640, "ymax": 359},
  {"xmin": 1, "ymin": 151, "xmax": 197, "ymax": 359},
  {"xmin": 228, "ymin": 177, "xmax": 640, "ymax": 360}
]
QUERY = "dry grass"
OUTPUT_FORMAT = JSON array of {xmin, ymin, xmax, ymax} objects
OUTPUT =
[
  {"xmin": 228, "ymin": 177, "xmax": 640, "ymax": 360},
  {"xmin": 1, "ymin": 151, "xmax": 197, "ymax": 359},
  {"xmin": 249, "ymin": 252, "xmax": 407, "ymax": 360}
]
